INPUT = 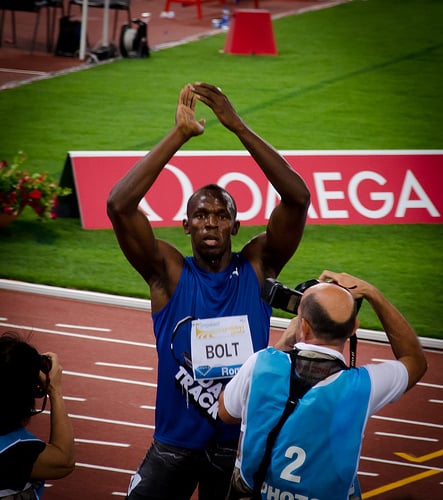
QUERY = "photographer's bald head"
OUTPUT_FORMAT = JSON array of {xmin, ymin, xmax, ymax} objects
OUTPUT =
[{"xmin": 291, "ymin": 283, "xmax": 359, "ymax": 348}]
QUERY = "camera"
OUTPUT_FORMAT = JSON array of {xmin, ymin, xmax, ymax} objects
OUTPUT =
[
  {"xmin": 262, "ymin": 278, "xmax": 362, "ymax": 369},
  {"xmin": 40, "ymin": 354, "xmax": 52, "ymax": 374},
  {"xmin": 33, "ymin": 354, "xmax": 52, "ymax": 399},
  {"xmin": 261, "ymin": 278, "xmax": 320, "ymax": 314},
  {"xmin": 262, "ymin": 278, "xmax": 363, "ymax": 315}
]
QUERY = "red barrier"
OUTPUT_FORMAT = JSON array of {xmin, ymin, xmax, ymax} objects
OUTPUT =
[{"xmin": 224, "ymin": 9, "xmax": 277, "ymax": 55}]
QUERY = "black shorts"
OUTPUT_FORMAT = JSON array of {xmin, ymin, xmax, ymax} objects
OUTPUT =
[{"xmin": 127, "ymin": 439, "xmax": 238, "ymax": 500}]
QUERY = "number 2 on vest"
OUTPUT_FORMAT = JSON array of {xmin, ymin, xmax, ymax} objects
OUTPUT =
[{"xmin": 280, "ymin": 446, "xmax": 306, "ymax": 483}]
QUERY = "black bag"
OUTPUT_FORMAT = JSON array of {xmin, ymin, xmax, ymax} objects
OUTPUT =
[
  {"xmin": 119, "ymin": 19, "xmax": 150, "ymax": 58},
  {"xmin": 55, "ymin": 16, "xmax": 81, "ymax": 57}
]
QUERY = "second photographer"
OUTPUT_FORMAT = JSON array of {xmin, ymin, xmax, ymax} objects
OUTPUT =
[{"xmin": 0, "ymin": 331, "xmax": 75, "ymax": 498}]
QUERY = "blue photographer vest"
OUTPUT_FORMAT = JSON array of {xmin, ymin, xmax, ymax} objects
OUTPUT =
[
  {"xmin": 0, "ymin": 427, "xmax": 45, "ymax": 498},
  {"xmin": 239, "ymin": 348, "xmax": 371, "ymax": 500},
  {"xmin": 152, "ymin": 253, "xmax": 272, "ymax": 449}
]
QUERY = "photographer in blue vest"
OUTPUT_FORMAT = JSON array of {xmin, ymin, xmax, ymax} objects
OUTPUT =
[
  {"xmin": 218, "ymin": 270, "xmax": 427, "ymax": 500},
  {"xmin": 107, "ymin": 82, "xmax": 310, "ymax": 499},
  {"xmin": 0, "ymin": 331, "xmax": 75, "ymax": 499}
]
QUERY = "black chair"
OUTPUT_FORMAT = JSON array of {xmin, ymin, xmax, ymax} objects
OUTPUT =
[
  {"xmin": 0, "ymin": 0, "xmax": 64, "ymax": 53},
  {"xmin": 67, "ymin": 0, "xmax": 131, "ymax": 42}
]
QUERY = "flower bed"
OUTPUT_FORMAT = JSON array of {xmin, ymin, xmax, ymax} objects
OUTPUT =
[{"xmin": 0, "ymin": 152, "xmax": 71, "ymax": 221}]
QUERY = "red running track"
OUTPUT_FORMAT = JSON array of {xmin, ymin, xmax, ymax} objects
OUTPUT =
[{"xmin": 0, "ymin": 285, "xmax": 442, "ymax": 499}]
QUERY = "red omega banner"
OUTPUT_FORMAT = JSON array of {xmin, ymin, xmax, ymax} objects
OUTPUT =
[{"xmin": 60, "ymin": 150, "xmax": 442, "ymax": 229}]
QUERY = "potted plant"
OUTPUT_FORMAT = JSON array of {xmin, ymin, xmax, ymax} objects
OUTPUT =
[{"xmin": 0, "ymin": 151, "xmax": 71, "ymax": 227}]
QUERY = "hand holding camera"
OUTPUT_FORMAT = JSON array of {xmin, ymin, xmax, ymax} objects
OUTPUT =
[
  {"xmin": 318, "ymin": 269, "xmax": 372, "ymax": 302},
  {"xmin": 37, "ymin": 352, "xmax": 63, "ymax": 398}
]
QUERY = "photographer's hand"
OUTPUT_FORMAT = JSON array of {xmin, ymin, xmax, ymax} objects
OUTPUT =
[
  {"xmin": 31, "ymin": 352, "xmax": 75, "ymax": 480},
  {"xmin": 318, "ymin": 270, "xmax": 373, "ymax": 301},
  {"xmin": 40, "ymin": 352, "xmax": 62, "ymax": 395},
  {"xmin": 319, "ymin": 269, "xmax": 427, "ymax": 390}
]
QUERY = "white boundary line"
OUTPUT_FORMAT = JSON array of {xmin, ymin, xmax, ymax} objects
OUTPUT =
[
  {"xmin": 1, "ymin": 279, "xmax": 441, "ymax": 350},
  {"xmin": 0, "ymin": 68, "xmax": 47, "ymax": 76},
  {"xmin": 0, "ymin": 279, "xmax": 150, "ymax": 310}
]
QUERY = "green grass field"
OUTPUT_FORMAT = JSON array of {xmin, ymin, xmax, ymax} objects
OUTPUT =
[{"xmin": 0, "ymin": 0, "xmax": 442, "ymax": 338}]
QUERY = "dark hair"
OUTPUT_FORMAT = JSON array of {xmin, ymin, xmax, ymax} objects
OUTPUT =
[
  {"xmin": 188, "ymin": 184, "xmax": 237, "ymax": 219},
  {"xmin": 0, "ymin": 331, "xmax": 41, "ymax": 434},
  {"xmin": 301, "ymin": 294, "xmax": 357, "ymax": 343}
]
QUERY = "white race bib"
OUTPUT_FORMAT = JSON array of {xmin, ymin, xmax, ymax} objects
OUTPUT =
[{"xmin": 191, "ymin": 315, "xmax": 254, "ymax": 380}]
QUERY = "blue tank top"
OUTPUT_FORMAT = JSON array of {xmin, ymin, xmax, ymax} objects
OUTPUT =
[
  {"xmin": 239, "ymin": 348, "xmax": 370, "ymax": 499},
  {"xmin": 152, "ymin": 253, "xmax": 272, "ymax": 449}
]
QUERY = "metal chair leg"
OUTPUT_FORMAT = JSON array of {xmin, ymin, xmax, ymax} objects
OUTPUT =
[
  {"xmin": 11, "ymin": 10, "xmax": 16, "ymax": 45},
  {"xmin": 31, "ymin": 9, "xmax": 41, "ymax": 53},
  {"xmin": 46, "ymin": 6, "xmax": 51, "ymax": 52},
  {"xmin": 0, "ymin": 10, "xmax": 4, "ymax": 48},
  {"xmin": 112, "ymin": 10, "xmax": 118, "ymax": 41}
]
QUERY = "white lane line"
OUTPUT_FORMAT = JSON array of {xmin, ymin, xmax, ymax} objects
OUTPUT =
[
  {"xmin": 43, "ymin": 410, "xmax": 155, "ymax": 429},
  {"xmin": 418, "ymin": 382, "xmax": 443, "ymax": 389},
  {"xmin": 75, "ymin": 462, "xmax": 135, "ymax": 474},
  {"xmin": 374, "ymin": 431, "xmax": 438, "ymax": 442},
  {"xmin": 64, "ymin": 370, "xmax": 157, "ymax": 388},
  {"xmin": 56, "ymin": 323, "xmax": 111, "ymax": 332},
  {"xmin": 96, "ymin": 362, "xmax": 154, "ymax": 371},
  {"xmin": 360, "ymin": 455, "xmax": 443, "ymax": 472},
  {"xmin": 64, "ymin": 396, "xmax": 87, "ymax": 402},
  {"xmin": 75, "ymin": 438, "xmax": 130, "ymax": 448},
  {"xmin": 357, "ymin": 471, "xmax": 378, "ymax": 477},
  {"xmin": 371, "ymin": 415, "xmax": 443, "ymax": 429},
  {"xmin": 0, "ymin": 322, "xmax": 155, "ymax": 348},
  {"xmin": 140, "ymin": 405, "xmax": 155, "ymax": 410},
  {"xmin": 429, "ymin": 399, "xmax": 443, "ymax": 404}
]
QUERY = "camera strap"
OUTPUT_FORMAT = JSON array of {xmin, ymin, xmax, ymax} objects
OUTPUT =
[
  {"xmin": 251, "ymin": 349, "xmax": 349, "ymax": 499},
  {"xmin": 349, "ymin": 333, "xmax": 357, "ymax": 368}
]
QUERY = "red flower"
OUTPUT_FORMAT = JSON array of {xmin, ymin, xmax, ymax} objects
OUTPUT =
[{"xmin": 28, "ymin": 189, "xmax": 42, "ymax": 199}]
